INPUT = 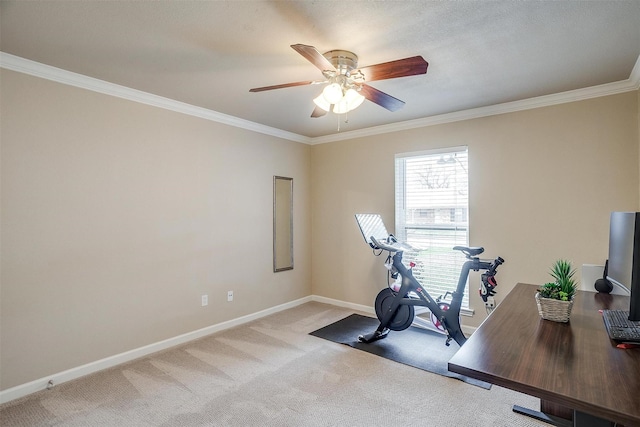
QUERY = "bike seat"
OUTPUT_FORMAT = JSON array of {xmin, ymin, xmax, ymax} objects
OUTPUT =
[{"xmin": 453, "ymin": 246, "xmax": 484, "ymax": 257}]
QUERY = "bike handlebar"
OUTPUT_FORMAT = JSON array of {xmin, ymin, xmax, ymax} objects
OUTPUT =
[
  {"xmin": 372, "ymin": 236, "xmax": 504, "ymax": 269},
  {"xmin": 487, "ymin": 256, "xmax": 505, "ymax": 274}
]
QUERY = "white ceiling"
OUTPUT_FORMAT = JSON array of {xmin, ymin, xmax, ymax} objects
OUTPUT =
[{"xmin": 1, "ymin": 1, "xmax": 639, "ymax": 140}]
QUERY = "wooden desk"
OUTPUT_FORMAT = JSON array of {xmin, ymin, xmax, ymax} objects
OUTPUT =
[{"xmin": 448, "ymin": 283, "xmax": 640, "ymax": 427}]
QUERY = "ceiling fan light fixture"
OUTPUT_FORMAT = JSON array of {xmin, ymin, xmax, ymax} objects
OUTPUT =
[
  {"xmin": 322, "ymin": 82, "xmax": 343, "ymax": 104},
  {"xmin": 250, "ymin": 45, "xmax": 428, "ymax": 119},
  {"xmin": 313, "ymin": 94, "xmax": 331, "ymax": 112},
  {"xmin": 344, "ymin": 88, "xmax": 365, "ymax": 111},
  {"xmin": 332, "ymin": 98, "xmax": 349, "ymax": 114},
  {"xmin": 334, "ymin": 88, "xmax": 365, "ymax": 114}
]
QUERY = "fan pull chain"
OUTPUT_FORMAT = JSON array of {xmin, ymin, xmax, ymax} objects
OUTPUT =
[{"xmin": 335, "ymin": 110, "xmax": 350, "ymax": 132}]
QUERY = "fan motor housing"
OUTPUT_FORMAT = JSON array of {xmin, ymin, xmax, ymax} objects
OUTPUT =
[{"xmin": 323, "ymin": 50, "xmax": 358, "ymax": 75}]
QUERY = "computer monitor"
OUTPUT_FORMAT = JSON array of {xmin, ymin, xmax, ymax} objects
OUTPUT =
[{"xmin": 606, "ymin": 212, "xmax": 640, "ymax": 321}]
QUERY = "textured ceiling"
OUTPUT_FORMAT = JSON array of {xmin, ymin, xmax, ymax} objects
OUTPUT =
[{"xmin": 1, "ymin": 1, "xmax": 639, "ymax": 139}]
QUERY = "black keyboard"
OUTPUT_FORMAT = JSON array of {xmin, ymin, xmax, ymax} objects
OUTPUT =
[{"xmin": 602, "ymin": 310, "xmax": 640, "ymax": 343}]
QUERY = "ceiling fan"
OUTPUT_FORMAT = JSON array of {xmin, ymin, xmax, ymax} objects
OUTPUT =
[{"xmin": 249, "ymin": 44, "xmax": 428, "ymax": 118}]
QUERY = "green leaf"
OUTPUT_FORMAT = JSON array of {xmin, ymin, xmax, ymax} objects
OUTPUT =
[{"xmin": 541, "ymin": 260, "xmax": 577, "ymax": 300}]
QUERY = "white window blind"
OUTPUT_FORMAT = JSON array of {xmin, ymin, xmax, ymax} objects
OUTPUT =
[{"xmin": 395, "ymin": 147, "xmax": 470, "ymax": 308}]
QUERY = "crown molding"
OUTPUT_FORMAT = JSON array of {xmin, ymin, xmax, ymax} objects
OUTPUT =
[
  {"xmin": 311, "ymin": 54, "xmax": 640, "ymax": 145},
  {"xmin": 0, "ymin": 52, "xmax": 312, "ymax": 145},
  {"xmin": 630, "ymin": 53, "xmax": 640, "ymax": 90},
  {"xmin": 2, "ymin": 52, "xmax": 638, "ymax": 146}
]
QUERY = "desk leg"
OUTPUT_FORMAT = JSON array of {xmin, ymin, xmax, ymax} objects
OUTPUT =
[
  {"xmin": 512, "ymin": 405, "xmax": 572, "ymax": 427},
  {"xmin": 573, "ymin": 411, "xmax": 616, "ymax": 427},
  {"xmin": 541, "ymin": 400, "xmax": 573, "ymax": 420}
]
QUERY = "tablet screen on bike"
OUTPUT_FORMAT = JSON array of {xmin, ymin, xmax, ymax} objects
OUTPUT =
[{"xmin": 355, "ymin": 214, "xmax": 390, "ymax": 247}]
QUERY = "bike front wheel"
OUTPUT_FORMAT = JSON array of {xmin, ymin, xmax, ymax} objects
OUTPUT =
[{"xmin": 374, "ymin": 288, "xmax": 415, "ymax": 331}]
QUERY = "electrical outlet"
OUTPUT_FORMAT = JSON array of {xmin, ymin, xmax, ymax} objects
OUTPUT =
[
  {"xmin": 201, "ymin": 294, "xmax": 208, "ymax": 306},
  {"xmin": 227, "ymin": 290, "xmax": 233, "ymax": 302},
  {"xmin": 486, "ymin": 296, "xmax": 495, "ymax": 309}
]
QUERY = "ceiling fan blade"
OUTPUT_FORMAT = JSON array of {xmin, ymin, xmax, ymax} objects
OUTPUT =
[
  {"xmin": 291, "ymin": 44, "xmax": 336, "ymax": 72},
  {"xmin": 358, "ymin": 56, "xmax": 428, "ymax": 82},
  {"xmin": 359, "ymin": 84, "xmax": 405, "ymax": 112},
  {"xmin": 311, "ymin": 105, "xmax": 327, "ymax": 118},
  {"xmin": 249, "ymin": 81, "xmax": 317, "ymax": 92}
]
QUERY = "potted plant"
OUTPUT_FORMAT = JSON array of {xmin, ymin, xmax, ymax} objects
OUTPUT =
[{"xmin": 535, "ymin": 259, "xmax": 577, "ymax": 322}]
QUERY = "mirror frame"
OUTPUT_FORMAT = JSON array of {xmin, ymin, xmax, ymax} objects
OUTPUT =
[{"xmin": 273, "ymin": 176, "xmax": 293, "ymax": 272}]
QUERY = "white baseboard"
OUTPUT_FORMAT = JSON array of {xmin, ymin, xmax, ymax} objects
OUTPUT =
[
  {"xmin": 0, "ymin": 296, "xmax": 312, "ymax": 404},
  {"xmin": 1, "ymin": 294, "xmax": 477, "ymax": 404}
]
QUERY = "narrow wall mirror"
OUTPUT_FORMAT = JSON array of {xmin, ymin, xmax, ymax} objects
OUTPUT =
[{"xmin": 273, "ymin": 176, "xmax": 293, "ymax": 272}]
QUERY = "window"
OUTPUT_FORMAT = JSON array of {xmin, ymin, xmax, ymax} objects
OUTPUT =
[{"xmin": 395, "ymin": 147, "xmax": 471, "ymax": 309}]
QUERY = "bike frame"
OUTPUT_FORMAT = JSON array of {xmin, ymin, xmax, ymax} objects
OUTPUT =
[{"xmin": 359, "ymin": 240, "xmax": 502, "ymax": 347}]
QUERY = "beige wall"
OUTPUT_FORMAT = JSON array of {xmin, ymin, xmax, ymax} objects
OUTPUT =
[
  {"xmin": 0, "ymin": 70, "xmax": 312, "ymax": 389},
  {"xmin": 311, "ymin": 92, "xmax": 640, "ymax": 328},
  {"xmin": 2, "ymin": 66, "xmax": 639, "ymax": 393}
]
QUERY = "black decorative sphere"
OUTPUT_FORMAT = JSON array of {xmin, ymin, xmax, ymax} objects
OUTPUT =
[{"xmin": 595, "ymin": 278, "xmax": 613, "ymax": 293}]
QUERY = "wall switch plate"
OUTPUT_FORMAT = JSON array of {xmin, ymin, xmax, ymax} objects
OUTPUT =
[
  {"xmin": 227, "ymin": 291, "xmax": 233, "ymax": 302},
  {"xmin": 201, "ymin": 294, "xmax": 208, "ymax": 306}
]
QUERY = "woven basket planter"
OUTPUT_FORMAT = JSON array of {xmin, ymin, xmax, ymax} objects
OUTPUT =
[{"xmin": 535, "ymin": 292, "xmax": 574, "ymax": 323}]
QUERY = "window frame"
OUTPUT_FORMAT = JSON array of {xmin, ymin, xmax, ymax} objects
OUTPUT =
[{"xmin": 394, "ymin": 146, "xmax": 473, "ymax": 315}]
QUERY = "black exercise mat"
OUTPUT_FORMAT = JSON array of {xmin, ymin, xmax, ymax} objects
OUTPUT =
[{"xmin": 310, "ymin": 313, "xmax": 491, "ymax": 389}]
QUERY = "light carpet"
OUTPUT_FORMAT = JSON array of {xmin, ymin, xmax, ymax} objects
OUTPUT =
[{"xmin": 0, "ymin": 302, "xmax": 548, "ymax": 426}]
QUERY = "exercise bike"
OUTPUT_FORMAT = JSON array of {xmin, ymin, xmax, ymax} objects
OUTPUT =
[{"xmin": 355, "ymin": 213, "xmax": 504, "ymax": 347}]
